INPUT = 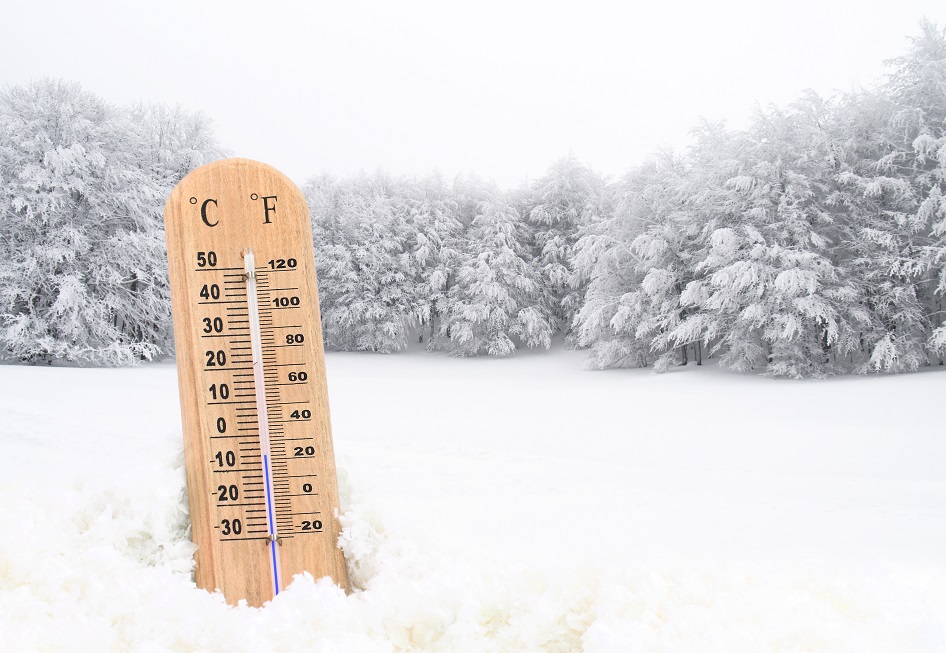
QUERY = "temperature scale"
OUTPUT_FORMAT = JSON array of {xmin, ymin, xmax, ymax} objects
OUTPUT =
[{"xmin": 164, "ymin": 158, "xmax": 348, "ymax": 606}]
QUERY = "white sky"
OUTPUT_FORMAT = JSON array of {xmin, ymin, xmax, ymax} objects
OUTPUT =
[{"xmin": 2, "ymin": 1, "xmax": 944, "ymax": 187}]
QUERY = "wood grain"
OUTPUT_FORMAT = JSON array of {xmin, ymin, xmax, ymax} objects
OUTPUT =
[{"xmin": 164, "ymin": 158, "xmax": 348, "ymax": 606}]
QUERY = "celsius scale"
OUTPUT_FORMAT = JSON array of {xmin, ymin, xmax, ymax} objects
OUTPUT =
[{"xmin": 164, "ymin": 158, "xmax": 348, "ymax": 606}]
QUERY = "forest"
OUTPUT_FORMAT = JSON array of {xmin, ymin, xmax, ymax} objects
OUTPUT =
[{"xmin": 0, "ymin": 21, "xmax": 943, "ymax": 377}]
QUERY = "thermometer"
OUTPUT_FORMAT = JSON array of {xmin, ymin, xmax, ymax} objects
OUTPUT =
[{"xmin": 164, "ymin": 158, "xmax": 348, "ymax": 606}]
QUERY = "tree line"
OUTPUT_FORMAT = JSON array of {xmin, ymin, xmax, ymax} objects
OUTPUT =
[
  {"xmin": 0, "ymin": 79, "xmax": 224, "ymax": 365},
  {"xmin": 0, "ymin": 21, "xmax": 943, "ymax": 376}
]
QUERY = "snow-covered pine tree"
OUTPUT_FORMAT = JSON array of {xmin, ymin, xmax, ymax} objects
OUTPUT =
[
  {"xmin": 0, "ymin": 80, "xmax": 221, "ymax": 365},
  {"xmin": 305, "ymin": 172, "xmax": 417, "ymax": 352},
  {"xmin": 452, "ymin": 172, "xmax": 498, "ymax": 229},
  {"xmin": 884, "ymin": 20, "xmax": 946, "ymax": 365},
  {"xmin": 621, "ymin": 149, "xmax": 704, "ymax": 372},
  {"xmin": 650, "ymin": 121, "xmax": 750, "ymax": 369},
  {"xmin": 396, "ymin": 174, "xmax": 463, "ymax": 348},
  {"xmin": 524, "ymin": 155, "xmax": 605, "ymax": 340},
  {"xmin": 571, "ymin": 160, "xmax": 663, "ymax": 368},
  {"xmin": 825, "ymin": 90, "xmax": 928, "ymax": 372},
  {"xmin": 441, "ymin": 193, "xmax": 552, "ymax": 356},
  {"xmin": 824, "ymin": 21, "xmax": 946, "ymax": 371}
]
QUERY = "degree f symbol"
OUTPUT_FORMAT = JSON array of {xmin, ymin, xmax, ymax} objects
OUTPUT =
[{"xmin": 250, "ymin": 192, "xmax": 277, "ymax": 224}]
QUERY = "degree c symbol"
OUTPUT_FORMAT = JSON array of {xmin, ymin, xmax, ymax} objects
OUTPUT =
[{"xmin": 201, "ymin": 198, "xmax": 219, "ymax": 227}]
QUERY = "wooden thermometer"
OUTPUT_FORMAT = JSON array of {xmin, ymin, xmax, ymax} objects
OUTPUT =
[{"xmin": 164, "ymin": 158, "xmax": 348, "ymax": 606}]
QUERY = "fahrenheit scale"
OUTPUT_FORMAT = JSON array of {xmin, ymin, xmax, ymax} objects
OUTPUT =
[{"xmin": 164, "ymin": 158, "xmax": 348, "ymax": 606}]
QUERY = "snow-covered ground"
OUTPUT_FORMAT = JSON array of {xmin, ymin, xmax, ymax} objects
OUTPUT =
[{"xmin": 1, "ymin": 349, "xmax": 944, "ymax": 651}]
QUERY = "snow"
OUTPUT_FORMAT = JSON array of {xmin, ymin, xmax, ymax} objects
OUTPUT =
[{"xmin": 2, "ymin": 349, "xmax": 945, "ymax": 651}]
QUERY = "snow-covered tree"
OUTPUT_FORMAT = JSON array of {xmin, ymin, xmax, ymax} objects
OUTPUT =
[
  {"xmin": 823, "ymin": 21, "xmax": 946, "ymax": 371},
  {"xmin": 397, "ymin": 174, "xmax": 463, "ymax": 348},
  {"xmin": 827, "ymin": 91, "xmax": 931, "ymax": 372},
  {"xmin": 524, "ymin": 155, "xmax": 606, "ymax": 339},
  {"xmin": 886, "ymin": 20, "xmax": 946, "ymax": 364},
  {"xmin": 572, "ymin": 152, "xmax": 685, "ymax": 369},
  {"xmin": 130, "ymin": 102, "xmax": 222, "ymax": 189},
  {"xmin": 621, "ymin": 148, "xmax": 704, "ymax": 371},
  {"xmin": 676, "ymin": 104, "xmax": 865, "ymax": 377},
  {"xmin": 441, "ymin": 194, "xmax": 552, "ymax": 356},
  {"xmin": 306, "ymin": 173, "xmax": 417, "ymax": 352},
  {"xmin": 0, "ymin": 79, "xmax": 222, "ymax": 365}
]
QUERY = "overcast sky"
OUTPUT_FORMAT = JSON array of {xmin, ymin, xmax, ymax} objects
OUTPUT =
[{"xmin": 2, "ymin": 1, "xmax": 944, "ymax": 187}]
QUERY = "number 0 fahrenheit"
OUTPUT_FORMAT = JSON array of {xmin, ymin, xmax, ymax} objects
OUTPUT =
[{"xmin": 243, "ymin": 247, "xmax": 281, "ymax": 596}]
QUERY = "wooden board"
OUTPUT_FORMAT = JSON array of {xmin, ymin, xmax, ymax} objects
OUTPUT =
[{"xmin": 164, "ymin": 158, "xmax": 348, "ymax": 606}]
